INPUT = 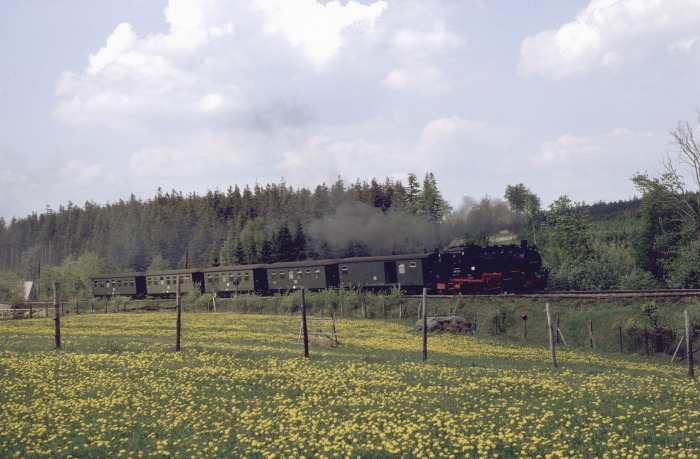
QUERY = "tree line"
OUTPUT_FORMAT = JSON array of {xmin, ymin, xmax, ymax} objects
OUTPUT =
[
  {"xmin": 0, "ymin": 173, "xmax": 454, "ymax": 298},
  {"xmin": 2, "ymin": 112, "xmax": 700, "ymax": 301}
]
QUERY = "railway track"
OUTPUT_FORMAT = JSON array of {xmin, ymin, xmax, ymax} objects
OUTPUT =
[
  {"xmin": 527, "ymin": 289, "xmax": 700, "ymax": 299},
  {"xmin": 417, "ymin": 289, "xmax": 700, "ymax": 300}
]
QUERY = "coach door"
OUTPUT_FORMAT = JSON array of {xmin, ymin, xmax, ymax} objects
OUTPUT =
[{"xmin": 384, "ymin": 261, "xmax": 398, "ymax": 284}]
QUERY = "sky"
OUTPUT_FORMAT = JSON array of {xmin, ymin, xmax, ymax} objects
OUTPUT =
[{"xmin": 1, "ymin": 0, "xmax": 700, "ymax": 222}]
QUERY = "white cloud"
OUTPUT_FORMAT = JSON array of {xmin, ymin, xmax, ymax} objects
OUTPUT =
[
  {"xmin": 53, "ymin": 1, "xmax": 239, "ymax": 129},
  {"xmin": 254, "ymin": 0, "xmax": 387, "ymax": 69},
  {"xmin": 533, "ymin": 128, "xmax": 662, "ymax": 166},
  {"xmin": 199, "ymin": 93, "xmax": 224, "ymax": 112},
  {"xmin": 383, "ymin": 20, "xmax": 463, "ymax": 93},
  {"xmin": 58, "ymin": 160, "xmax": 108, "ymax": 188},
  {"xmin": 530, "ymin": 128, "xmax": 667, "ymax": 203},
  {"xmin": 668, "ymin": 35, "xmax": 698, "ymax": 54},
  {"xmin": 382, "ymin": 66, "xmax": 448, "ymax": 95},
  {"xmin": 128, "ymin": 130, "xmax": 259, "ymax": 181},
  {"xmin": 390, "ymin": 20, "xmax": 463, "ymax": 55},
  {"xmin": 0, "ymin": 169, "xmax": 26, "ymax": 184},
  {"xmin": 275, "ymin": 135, "xmax": 384, "ymax": 186},
  {"xmin": 417, "ymin": 116, "xmax": 513, "ymax": 153},
  {"xmin": 518, "ymin": 0, "xmax": 700, "ymax": 79}
]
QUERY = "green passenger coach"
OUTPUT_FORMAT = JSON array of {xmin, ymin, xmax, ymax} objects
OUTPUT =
[
  {"xmin": 144, "ymin": 269, "xmax": 205, "ymax": 298},
  {"xmin": 92, "ymin": 273, "xmax": 147, "ymax": 298},
  {"xmin": 202, "ymin": 264, "xmax": 268, "ymax": 296}
]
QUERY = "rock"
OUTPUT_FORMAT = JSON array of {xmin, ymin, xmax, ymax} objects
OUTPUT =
[{"xmin": 416, "ymin": 315, "xmax": 476, "ymax": 333}]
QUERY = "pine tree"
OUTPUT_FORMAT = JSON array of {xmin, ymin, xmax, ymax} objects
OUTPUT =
[
  {"xmin": 418, "ymin": 172, "xmax": 452, "ymax": 221},
  {"xmin": 272, "ymin": 223, "xmax": 294, "ymax": 262},
  {"xmin": 293, "ymin": 222, "xmax": 307, "ymax": 261},
  {"xmin": 260, "ymin": 237, "xmax": 273, "ymax": 264},
  {"xmin": 405, "ymin": 173, "xmax": 421, "ymax": 215}
]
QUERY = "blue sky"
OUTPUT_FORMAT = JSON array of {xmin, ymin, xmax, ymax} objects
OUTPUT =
[{"xmin": 1, "ymin": 0, "xmax": 699, "ymax": 221}]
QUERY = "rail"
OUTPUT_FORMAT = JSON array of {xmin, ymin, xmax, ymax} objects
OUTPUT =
[{"xmin": 411, "ymin": 289, "xmax": 700, "ymax": 300}]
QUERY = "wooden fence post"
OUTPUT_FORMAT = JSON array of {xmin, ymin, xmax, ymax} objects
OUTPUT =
[
  {"xmin": 546, "ymin": 303, "xmax": 557, "ymax": 368},
  {"xmin": 521, "ymin": 314, "xmax": 528, "ymax": 340},
  {"xmin": 644, "ymin": 326, "xmax": 650, "ymax": 356},
  {"xmin": 588, "ymin": 319, "xmax": 596, "ymax": 349},
  {"xmin": 53, "ymin": 283, "xmax": 61, "ymax": 350},
  {"xmin": 29, "ymin": 302, "xmax": 33, "ymax": 319},
  {"xmin": 175, "ymin": 278, "xmax": 182, "ymax": 352},
  {"xmin": 301, "ymin": 288, "xmax": 309, "ymax": 358},
  {"xmin": 685, "ymin": 309, "xmax": 694, "ymax": 378},
  {"xmin": 619, "ymin": 325, "xmax": 623, "ymax": 353},
  {"xmin": 422, "ymin": 288, "xmax": 428, "ymax": 362},
  {"xmin": 671, "ymin": 336, "xmax": 684, "ymax": 363}
]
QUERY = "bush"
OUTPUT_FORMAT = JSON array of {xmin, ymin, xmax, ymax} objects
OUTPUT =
[{"xmin": 0, "ymin": 271, "xmax": 24, "ymax": 304}]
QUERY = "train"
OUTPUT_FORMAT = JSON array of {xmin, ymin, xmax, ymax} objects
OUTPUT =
[{"xmin": 91, "ymin": 240, "xmax": 548, "ymax": 298}]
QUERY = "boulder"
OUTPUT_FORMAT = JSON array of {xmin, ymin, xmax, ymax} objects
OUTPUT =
[{"xmin": 416, "ymin": 315, "xmax": 476, "ymax": 333}]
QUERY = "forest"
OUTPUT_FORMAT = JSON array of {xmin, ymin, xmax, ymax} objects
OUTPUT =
[{"xmin": 2, "ymin": 114, "xmax": 700, "ymax": 302}]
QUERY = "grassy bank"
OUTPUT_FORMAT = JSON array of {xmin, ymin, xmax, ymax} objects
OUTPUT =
[
  {"xmin": 18, "ymin": 291, "xmax": 700, "ymax": 356},
  {"xmin": 1, "ymin": 312, "xmax": 699, "ymax": 458}
]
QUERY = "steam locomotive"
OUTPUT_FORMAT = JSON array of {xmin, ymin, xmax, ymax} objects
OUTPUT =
[{"xmin": 91, "ymin": 241, "xmax": 548, "ymax": 298}]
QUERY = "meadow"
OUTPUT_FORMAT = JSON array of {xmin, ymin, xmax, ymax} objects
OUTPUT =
[{"xmin": 0, "ymin": 312, "xmax": 699, "ymax": 458}]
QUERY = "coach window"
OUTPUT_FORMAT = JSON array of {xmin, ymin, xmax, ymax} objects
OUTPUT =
[
  {"xmin": 185, "ymin": 275, "xmax": 191, "ymax": 284},
  {"xmin": 159, "ymin": 277, "xmax": 164, "ymax": 285},
  {"xmin": 398, "ymin": 263, "xmax": 406, "ymax": 274},
  {"xmin": 244, "ymin": 272, "xmax": 250, "ymax": 281},
  {"xmin": 111, "ymin": 280, "xmax": 116, "ymax": 288},
  {"xmin": 271, "ymin": 271, "xmax": 277, "ymax": 280},
  {"xmin": 207, "ymin": 274, "xmax": 213, "ymax": 284},
  {"xmin": 314, "ymin": 269, "xmax": 320, "ymax": 278},
  {"xmin": 215, "ymin": 274, "xmax": 220, "ymax": 283},
  {"xmin": 130, "ymin": 279, "xmax": 135, "ymax": 287},
  {"xmin": 409, "ymin": 262, "xmax": 417, "ymax": 273},
  {"xmin": 305, "ymin": 269, "xmax": 311, "ymax": 279},
  {"xmin": 341, "ymin": 266, "xmax": 349, "ymax": 276},
  {"xmin": 296, "ymin": 270, "xmax": 302, "ymax": 279}
]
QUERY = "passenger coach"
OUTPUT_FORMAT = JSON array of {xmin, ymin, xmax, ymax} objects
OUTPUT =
[
  {"xmin": 144, "ymin": 268, "xmax": 205, "ymax": 298},
  {"xmin": 202, "ymin": 264, "xmax": 268, "ymax": 296},
  {"xmin": 266, "ymin": 259, "xmax": 339, "ymax": 292},
  {"xmin": 338, "ymin": 252, "xmax": 436, "ymax": 293},
  {"xmin": 92, "ymin": 272, "xmax": 147, "ymax": 298}
]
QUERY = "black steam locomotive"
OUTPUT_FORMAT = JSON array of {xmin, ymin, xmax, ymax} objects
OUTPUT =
[{"xmin": 91, "ymin": 241, "xmax": 548, "ymax": 298}]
